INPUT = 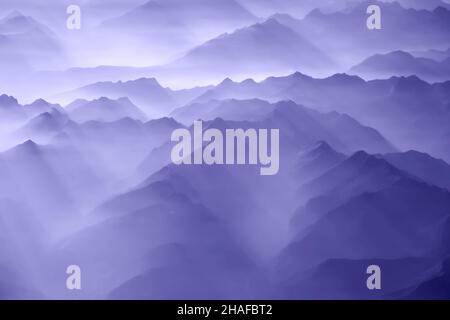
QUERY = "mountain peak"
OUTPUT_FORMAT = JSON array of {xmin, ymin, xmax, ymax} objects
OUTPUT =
[
  {"xmin": 390, "ymin": 50, "xmax": 413, "ymax": 57},
  {"xmin": 29, "ymin": 98, "xmax": 51, "ymax": 107},
  {"xmin": 263, "ymin": 17, "xmax": 283, "ymax": 27},
  {"xmin": 324, "ymin": 73, "xmax": 366, "ymax": 85},
  {"xmin": 345, "ymin": 150, "xmax": 405, "ymax": 174},
  {"xmin": 146, "ymin": 117, "xmax": 180, "ymax": 128},
  {"xmin": 306, "ymin": 8, "xmax": 324, "ymax": 18},
  {"xmin": 241, "ymin": 78, "xmax": 257, "ymax": 85},
  {"xmin": 349, "ymin": 150, "xmax": 370, "ymax": 162},
  {"xmin": 205, "ymin": 117, "xmax": 228, "ymax": 130},
  {"xmin": 393, "ymin": 75, "xmax": 431, "ymax": 91},
  {"xmin": 116, "ymin": 97, "xmax": 134, "ymax": 104},
  {"xmin": 6, "ymin": 139, "xmax": 41, "ymax": 155},
  {"xmin": 370, "ymin": 50, "xmax": 416, "ymax": 62},
  {"xmin": 252, "ymin": 18, "xmax": 289, "ymax": 33},
  {"xmin": 309, "ymin": 141, "xmax": 335, "ymax": 154},
  {"xmin": 130, "ymin": 77, "xmax": 162, "ymax": 87},
  {"xmin": 3, "ymin": 10, "xmax": 26, "ymax": 21},
  {"xmin": 434, "ymin": 6, "xmax": 450, "ymax": 15},
  {"xmin": 0, "ymin": 94, "xmax": 19, "ymax": 107},
  {"xmin": 269, "ymin": 13, "xmax": 294, "ymax": 20},
  {"xmin": 97, "ymin": 96, "xmax": 113, "ymax": 103},
  {"xmin": 218, "ymin": 78, "xmax": 235, "ymax": 87},
  {"xmin": 290, "ymin": 71, "xmax": 312, "ymax": 80},
  {"xmin": 301, "ymin": 140, "xmax": 345, "ymax": 160},
  {"xmin": 274, "ymin": 100, "xmax": 302, "ymax": 111},
  {"xmin": 304, "ymin": 149, "xmax": 411, "ymax": 190},
  {"xmin": 0, "ymin": 10, "xmax": 41, "ymax": 33}
]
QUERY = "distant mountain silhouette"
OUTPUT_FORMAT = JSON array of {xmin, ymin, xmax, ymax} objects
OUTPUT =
[
  {"xmin": 101, "ymin": 0, "xmax": 257, "ymax": 33},
  {"xmin": 99, "ymin": 0, "xmax": 259, "ymax": 60},
  {"xmin": 237, "ymin": 0, "xmax": 337, "ymax": 18},
  {"xmin": 280, "ymin": 257, "xmax": 436, "ymax": 299},
  {"xmin": 411, "ymin": 48, "xmax": 450, "ymax": 62},
  {"xmin": 382, "ymin": 0, "xmax": 450, "ymax": 10},
  {"xmin": 56, "ymin": 78, "xmax": 212, "ymax": 118},
  {"xmin": 66, "ymin": 97, "xmax": 147, "ymax": 123},
  {"xmin": 15, "ymin": 108, "xmax": 70, "ymax": 143},
  {"xmin": 172, "ymin": 18, "xmax": 336, "ymax": 78},
  {"xmin": 23, "ymin": 98, "xmax": 65, "ymax": 118},
  {"xmin": 405, "ymin": 258, "xmax": 450, "ymax": 299},
  {"xmin": 271, "ymin": 1, "xmax": 450, "ymax": 66},
  {"xmin": 0, "ymin": 140, "xmax": 104, "ymax": 217},
  {"xmin": 298, "ymin": 151, "xmax": 408, "ymax": 205},
  {"xmin": 280, "ymin": 175, "xmax": 450, "ymax": 276},
  {"xmin": 382, "ymin": 150, "xmax": 450, "ymax": 191},
  {"xmin": 1, "ymin": 0, "xmax": 450, "ymax": 300},
  {"xmin": 294, "ymin": 141, "xmax": 346, "ymax": 182},
  {"xmin": 0, "ymin": 94, "xmax": 26, "ymax": 123},
  {"xmin": 0, "ymin": 11, "xmax": 64, "ymax": 72},
  {"xmin": 349, "ymin": 50, "xmax": 450, "ymax": 82},
  {"xmin": 191, "ymin": 72, "xmax": 450, "ymax": 162},
  {"xmin": 172, "ymin": 98, "xmax": 276, "ymax": 124}
]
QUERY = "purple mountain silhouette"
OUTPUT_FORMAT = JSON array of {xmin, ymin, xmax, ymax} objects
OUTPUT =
[
  {"xmin": 280, "ymin": 173, "xmax": 450, "ymax": 276},
  {"xmin": 349, "ymin": 50, "xmax": 450, "ymax": 82},
  {"xmin": 382, "ymin": 150, "xmax": 450, "ymax": 191},
  {"xmin": 275, "ymin": 1, "xmax": 450, "ymax": 65},
  {"xmin": 171, "ymin": 98, "xmax": 276, "ymax": 124},
  {"xmin": 411, "ymin": 48, "xmax": 450, "ymax": 62},
  {"xmin": 99, "ymin": 0, "xmax": 258, "ymax": 59},
  {"xmin": 297, "ymin": 151, "xmax": 409, "ymax": 206},
  {"xmin": 102, "ymin": 0, "xmax": 257, "ymax": 32},
  {"xmin": 237, "ymin": 0, "xmax": 329, "ymax": 17},
  {"xmin": 383, "ymin": 0, "xmax": 450, "ymax": 10},
  {"xmin": 172, "ymin": 18, "xmax": 336, "ymax": 78},
  {"xmin": 280, "ymin": 257, "xmax": 436, "ymax": 299},
  {"xmin": 294, "ymin": 141, "xmax": 346, "ymax": 182},
  {"xmin": 406, "ymin": 258, "xmax": 450, "ymax": 299},
  {"xmin": 57, "ymin": 78, "xmax": 212, "ymax": 118},
  {"xmin": 171, "ymin": 98, "xmax": 395, "ymax": 154},
  {"xmin": 0, "ymin": 140, "xmax": 82, "ymax": 218},
  {"xmin": 191, "ymin": 72, "xmax": 450, "ymax": 161},
  {"xmin": 0, "ymin": 0, "xmax": 450, "ymax": 300},
  {"xmin": 66, "ymin": 97, "xmax": 147, "ymax": 123},
  {"xmin": 23, "ymin": 98, "xmax": 65, "ymax": 118},
  {"xmin": 0, "ymin": 11, "xmax": 64, "ymax": 72},
  {"xmin": 15, "ymin": 108, "xmax": 70, "ymax": 143},
  {"xmin": 0, "ymin": 94, "xmax": 26, "ymax": 123}
]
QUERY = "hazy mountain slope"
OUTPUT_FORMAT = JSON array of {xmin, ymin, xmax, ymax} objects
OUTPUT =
[
  {"xmin": 382, "ymin": 150, "xmax": 450, "ymax": 191},
  {"xmin": 66, "ymin": 97, "xmax": 147, "ymax": 123},
  {"xmin": 349, "ymin": 51, "xmax": 450, "ymax": 82},
  {"xmin": 172, "ymin": 19, "xmax": 336, "ymax": 78},
  {"xmin": 272, "ymin": 1, "xmax": 450, "ymax": 66},
  {"xmin": 54, "ymin": 78, "xmax": 212, "ymax": 118}
]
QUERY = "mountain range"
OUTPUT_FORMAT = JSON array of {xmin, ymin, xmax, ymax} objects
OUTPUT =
[
  {"xmin": 270, "ymin": 1, "xmax": 450, "ymax": 67},
  {"xmin": 55, "ymin": 78, "xmax": 212, "ymax": 118},
  {"xmin": 349, "ymin": 50, "xmax": 450, "ymax": 82},
  {"xmin": 171, "ymin": 18, "xmax": 336, "ymax": 78},
  {"xmin": 0, "ymin": 11, "xmax": 64, "ymax": 73},
  {"xmin": 0, "ymin": 0, "xmax": 449, "ymax": 300}
]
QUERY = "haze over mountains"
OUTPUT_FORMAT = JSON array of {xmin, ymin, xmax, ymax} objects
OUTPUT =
[
  {"xmin": 0, "ymin": 11, "xmax": 65, "ymax": 75},
  {"xmin": 271, "ymin": 1, "xmax": 450, "ymax": 66},
  {"xmin": 349, "ymin": 50, "xmax": 450, "ymax": 82},
  {"xmin": 1, "ymin": 0, "xmax": 450, "ymax": 300},
  {"xmin": 171, "ymin": 18, "xmax": 336, "ymax": 78},
  {"xmin": 2, "ymin": 0, "xmax": 449, "ymax": 100}
]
